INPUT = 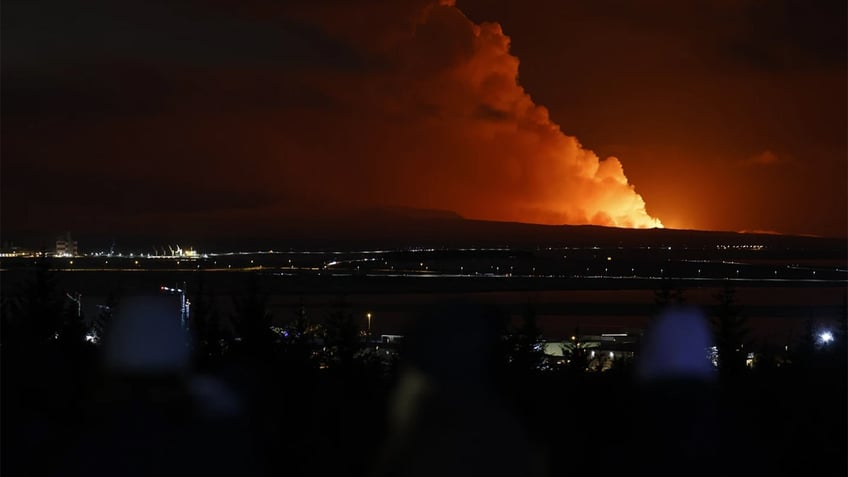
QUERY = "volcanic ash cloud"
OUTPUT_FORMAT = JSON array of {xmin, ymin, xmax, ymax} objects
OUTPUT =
[
  {"xmin": 408, "ymin": 5, "xmax": 662, "ymax": 227},
  {"xmin": 299, "ymin": 1, "xmax": 663, "ymax": 228}
]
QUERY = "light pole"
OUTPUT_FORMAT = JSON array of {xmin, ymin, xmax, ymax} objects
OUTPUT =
[
  {"xmin": 161, "ymin": 282, "xmax": 190, "ymax": 331},
  {"xmin": 367, "ymin": 312, "xmax": 372, "ymax": 337},
  {"xmin": 66, "ymin": 292, "xmax": 82, "ymax": 318}
]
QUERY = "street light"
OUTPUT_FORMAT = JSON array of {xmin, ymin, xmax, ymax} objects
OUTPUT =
[
  {"xmin": 161, "ymin": 283, "xmax": 190, "ymax": 331},
  {"xmin": 66, "ymin": 292, "xmax": 82, "ymax": 318}
]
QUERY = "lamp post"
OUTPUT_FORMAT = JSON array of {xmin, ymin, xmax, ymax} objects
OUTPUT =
[
  {"xmin": 66, "ymin": 292, "xmax": 82, "ymax": 318},
  {"xmin": 160, "ymin": 282, "xmax": 189, "ymax": 331},
  {"xmin": 367, "ymin": 312, "xmax": 372, "ymax": 339}
]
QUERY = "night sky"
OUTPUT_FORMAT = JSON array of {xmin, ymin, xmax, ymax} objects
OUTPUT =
[{"xmin": 3, "ymin": 0, "xmax": 846, "ymax": 240}]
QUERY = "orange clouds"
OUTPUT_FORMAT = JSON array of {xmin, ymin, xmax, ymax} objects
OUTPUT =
[
  {"xmin": 2, "ymin": 0, "xmax": 667, "ymax": 238},
  {"xmin": 283, "ymin": 2, "xmax": 663, "ymax": 228}
]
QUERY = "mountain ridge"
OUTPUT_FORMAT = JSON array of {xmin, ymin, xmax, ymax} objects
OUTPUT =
[{"xmin": 6, "ymin": 208, "xmax": 843, "ymax": 254}]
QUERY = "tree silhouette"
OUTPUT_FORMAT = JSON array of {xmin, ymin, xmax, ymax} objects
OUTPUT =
[
  {"xmin": 712, "ymin": 284, "xmax": 749, "ymax": 377},
  {"xmin": 838, "ymin": 291, "xmax": 848, "ymax": 346},
  {"xmin": 323, "ymin": 296, "xmax": 360, "ymax": 371},
  {"xmin": 191, "ymin": 271, "xmax": 227, "ymax": 366},
  {"xmin": 231, "ymin": 273, "xmax": 275, "ymax": 357},
  {"xmin": 828, "ymin": 291, "xmax": 848, "ymax": 371},
  {"xmin": 281, "ymin": 297, "xmax": 319, "ymax": 370},
  {"xmin": 92, "ymin": 293, "xmax": 118, "ymax": 345},
  {"xmin": 1, "ymin": 283, "xmax": 20, "ymax": 347},
  {"xmin": 7, "ymin": 255, "xmax": 65, "ymax": 346},
  {"xmin": 753, "ymin": 339, "xmax": 778, "ymax": 373},
  {"xmin": 562, "ymin": 324, "xmax": 590, "ymax": 374},
  {"xmin": 654, "ymin": 277, "xmax": 685, "ymax": 308},
  {"xmin": 796, "ymin": 317, "xmax": 818, "ymax": 366},
  {"xmin": 505, "ymin": 301, "xmax": 545, "ymax": 374}
]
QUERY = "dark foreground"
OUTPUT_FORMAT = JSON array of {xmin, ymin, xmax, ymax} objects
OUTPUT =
[
  {"xmin": 2, "ymin": 292, "xmax": 846, "ymax": 477},
  {"xmin": 2, "ymin": 239, "xmax": 847, "ymax": 476}
]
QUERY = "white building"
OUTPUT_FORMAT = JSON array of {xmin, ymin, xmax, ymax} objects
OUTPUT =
[{"xmin": 55, "ymin": 232, "xmax": 78, "ymax": 257}]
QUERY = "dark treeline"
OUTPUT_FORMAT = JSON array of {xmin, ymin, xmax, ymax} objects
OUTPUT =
[{"xmin": 1, "ymin": 260, "xmax": 846, "ymax": 477}]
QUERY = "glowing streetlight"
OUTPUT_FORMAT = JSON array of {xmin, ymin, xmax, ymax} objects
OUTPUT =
[
  {"xmin": 819, "ymin": 331, "xmax": 834, "ymax": 345},
  {"xmin": 367, "ymin": 312, "xmax": 372, "ymax": 333}
]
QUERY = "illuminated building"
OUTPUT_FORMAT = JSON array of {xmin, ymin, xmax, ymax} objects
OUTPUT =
[
  {"xmin": 55, "ymin": 232, "xmax": 78, "ymax": 257},
  {"xmin": 544, "ymin": 331, "xmax": 642, "ymax": 371}
]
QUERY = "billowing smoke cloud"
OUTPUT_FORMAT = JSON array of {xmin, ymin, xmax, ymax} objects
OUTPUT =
[
  {"xmin": 2, "ymin": 0, "xmax": 664, "ymax": 235},
  {"xmin": 279, "ymin": 0, "xmax": 663, "ymax": 228}
]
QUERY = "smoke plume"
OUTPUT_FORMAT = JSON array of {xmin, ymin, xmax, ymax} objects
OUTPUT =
[
  {"xmin": 280, "ymin": 0, "xmax": 663, "ymax": 228},
  {"xmin": 2, "ymin": 0, "xmax": 664, "ymax": 234}
]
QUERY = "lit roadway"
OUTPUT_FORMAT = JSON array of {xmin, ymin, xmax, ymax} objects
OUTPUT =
[{"xmin": 2, "ymin": 246, "xmax": 845, "ymax": 285}]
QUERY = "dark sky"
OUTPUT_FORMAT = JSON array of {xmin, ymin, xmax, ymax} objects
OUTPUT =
[{"xmin": 2, "ymin": 0, "xmax": 846, "ymax": 242}]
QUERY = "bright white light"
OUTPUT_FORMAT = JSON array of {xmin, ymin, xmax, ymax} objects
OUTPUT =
[{"xmin": 819, "ymin": 331, "xmax": 834, "ymax": 344}]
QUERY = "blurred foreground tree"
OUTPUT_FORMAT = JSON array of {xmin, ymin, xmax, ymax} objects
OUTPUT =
[
  {"xmin": 92, "ymin": 292, "xmax": 118, "ymax": 345},
  {"xmin": 191, "ymin": 271, "xmax": 227, "ymax": 366},
  {"xmin": 504, "ymin": 302, "xmax": 545, "ymax": 374},
  {"xmin": 654, "ymin": 278, "xmax": 685, "ymax": 308},
  {"xmin": 2, "ymin": 256, "xmax": 65, "ymax": 347},
  {"xmin": 231, "ymin": 273, "xmax": 275, "ymax": 357},
  {"xmin": 324, "ymin": 296, "xmax": 360, "ymax": 371},
  {"xmin": 562, "ymin": 325, "xmax": 590, "ymax": 374},
  {"xmin": 281, "ymin": 297, "xmax": 320, "ymax": 370},
  {"xmin": 712, "ymin": 284, "xmax": 749, "ymax": 378}
]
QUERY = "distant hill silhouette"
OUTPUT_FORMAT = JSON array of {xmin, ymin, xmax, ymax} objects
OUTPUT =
[
  {"xmin": 5, "ymin": 207, "xmax": 846, "ymax": 253},
  {"xmin": 366, "ymin": 207, "xmax": 464, "ymax": 221}
]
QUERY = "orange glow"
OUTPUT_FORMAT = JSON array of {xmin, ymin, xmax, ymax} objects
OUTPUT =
[
  {"xmin": 283, "ymin": 3, "xmax": 665, "ymax": 229},
  {"xmin": 418, "ymin": 11, "xmax": 664, "ymax": 228},
  {"xmin": 8, "ymin": 1, "xmax": 842, "ymax": 237}
]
